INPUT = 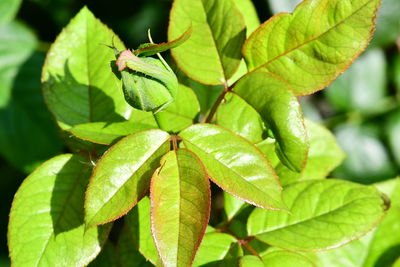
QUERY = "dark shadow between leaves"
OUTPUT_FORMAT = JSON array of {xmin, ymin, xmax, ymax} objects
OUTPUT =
[
  {"xmin": 223, "ymin": 28, "xmax": 246, "ymax": 61},
  {"xmin": 374, "ymin": 244, "xmax": 400, "ymax": 267}
]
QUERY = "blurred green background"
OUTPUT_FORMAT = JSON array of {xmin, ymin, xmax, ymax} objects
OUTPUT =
[{"xmin": 0, "ymin": 0, "xmax": 399, "ymax": 265}]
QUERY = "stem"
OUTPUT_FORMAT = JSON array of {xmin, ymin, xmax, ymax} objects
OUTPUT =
[
  {"xmin": 204, "ymin": 81, "xmax": 230, "ymax": 123},
  {"xmin": 239, "ymin": 238, "xmax": 261, "ymax": 259}
]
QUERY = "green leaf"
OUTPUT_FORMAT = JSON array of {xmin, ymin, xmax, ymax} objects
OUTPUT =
[
  {"xmin": 125, "ymin": 197, "xmax": 160, "ymax": 265},
  {"xmin": 42, "ymin": 7, "xmax": 131, "ymax": 129},
  {"xmin": 240, "ymin": 250, "xmax": 316, "ymax": 267},
  {"xmin": 116, "ymin": 225, "xmax": 153, "ymax": 267},
  {"xmin": 150, "ymin": 149, "xmax": 211, "ymax": 267},
  {"xmin": 8, "ymin": 154, "xmax": 111, "ymax": 267},
  {"xmin": 88, "ymin": 242, "xmax": 118, "ymax": 267},
  {"xmin": 67, "ymin": 110, "xmax": 157, "ymax": 145},
  {"xmin": 0, "ymin": 21, "xmax": 37, "ymax": 108},
  {"xmin": 224, "ymin": 192, "xmax": 248, "ymax": 221},
  {"xmin": 0, "ymin": 52, "xmax": 63, "ymax": 173},
  {"xmin": 0, "ymin": 0, "xmax": 21, "ymax": 25},
  {"xmin": 154, "ymin": 83, "xmax": 200, "ymax": 133},
  {"xmin": 247, "ymin": 179, "xmax": 389, "ymax": 251},
  {"xmin": 243, "ymin": 0, "xmax": 381, "ymax": 95},
  {"xmin": 179, "ymin": 123, "xmax": 286, "ymax": 210},
  {"xmin": 318, "ymin": 178, "xmax": 400, "ymax": 267},
  {"xmin": 85, "ymin": 129, "xmax": 170, "ymax": 228},
  {"xmin": 333, "ymin": 123, "xmax": 397, "ymax": 183},
  {"xmin": 135, "ymin": 26, "xmax": 192, "ymax": 57},
  {"xmin": 216, "ymin": 92, "xmax": 265, "ymax": 143},
  {"xmin": 370, "ymin": 0, "xmax": 400, "ymax": 47},
  {"xmin": 256, "ymin": 138, "xmax": 280, "ymax": 167},
  {"xmin": 276, "ymin": 119, "xmax": 345, "ymax": 186},
  {"xmin": 168, "ymin": 0, "xmax": 246, "ymax": 85},
  {"xmin": 233, "ymin": 0, "xmax": 260, "ymax": 37},
  {"xmin": 233, "ymin": 71, "xmax": 308, "ymax": 172},
  {"xmin": 193, "ymin": 232, "xmax": 238, "ymax": 266},
  {"xmin": 325, "ymin": 49, "xmax": 387, "ymax": 114},
  {"xmin": 267, "ymin": 0, "xmax": 302, "ymax": 14}
]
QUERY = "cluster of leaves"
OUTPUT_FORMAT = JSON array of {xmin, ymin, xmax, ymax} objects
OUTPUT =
[{"xmin": 4, "ymin": 0, "xmax": 400, "ymax": 267}]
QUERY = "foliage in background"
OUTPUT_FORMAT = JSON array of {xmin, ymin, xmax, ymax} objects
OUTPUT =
[{"xmin": 1, "ymin": 0, "xmax": 399, "ymax": 266}]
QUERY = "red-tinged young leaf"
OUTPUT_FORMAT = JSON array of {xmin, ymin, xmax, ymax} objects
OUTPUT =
[
  {"xmin": 135, "ymin": 26, "xmax": 192, "ymax": 57},
  {"xmin": 150, "ymin": 149, "xmax": 211, "ymax": 267},
  {"xmin": 179, "ymin": 123, "xmax": 286, "ymax": 211},
  {"xmin": 85, "ymin": 129, "xmax": 170, "ymax": 228},
  {"xmin": 232, "ymin": 71, "xmax": 308, "ymax": 172},
  {"xmin": 243, "ymin": 0, "xmax": 381, "ymax": 95}
]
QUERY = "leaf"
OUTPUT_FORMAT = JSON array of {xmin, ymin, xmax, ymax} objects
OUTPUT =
[
  {"xmin": 240, "ymin": 251, "xmax": 316, "ymax": 267},
  {"xmin": 370, "ymin": 0, "xmax": 400, "ymax": 47},
  {"xmin": 232, "ymin": 0, "xmax": 260, "ymax": 37},
  {"xmin": 224, "ymin": 192, "xmax": 248, "ymax": 221},
  {"xmin": 325, "ymin": 49, "xmax": 387, "ymax": 114},
  {"xmin": 0, "ymin": 52, "xmax": 63, "ymax": 173},
  {"xmin": 0, "ymin": 0, "xmax": 21, "ymax": 25},
  {"xmin": 333, "ymin": 123, "xmax": 397, "ymax": 183},
  {"xmin": 232, "ymin": 71, "xmax": 308, "ymax": 172},
  {"xmin": 0, "ymin": 21, "xmax": 37, "ymax": 108},
  {"xmin": 125, "ymin": 197, "xmax": 160, "ymax": 265},
  {"xmin": 8, "ymin": 154, "xmax": 111, "ymax": 267},
  {"xmin": 179, "ymin": 123, "xmax": 286, "ymax": 210},
  {"xmin": 318, "ymin": 178, "xmax": 400, "ymax": 267},
  {"xmin": 116, "ymin": 225, "xmax": 153, "ymax": 267},
  {"xmin": 150, "ymin": 149, "xmax": 211, "ymax": 267},
  {"xmin": 85, "ymin": 129, "xmax": 170, "ymax": 228},
  {"xmin": 42, "ymin": 7, "xmax": 132, "ymax": 129},
  {"xmin": 168, "ymin": 0, "xmax": 246, "ymax": 85},
  {"xmin": 193, "ymin": 232, "xmax": 238, "ymax": 266},
  {"xmin": 385, "ymin": 109, "xmax": 400, "ymax": 167},
  {"xmin": 216, "ymin": 92, "xmax": 265, "ymax": 143},
  {"xmin": 88, "ymin": 242, "xmax": 118, "ymax": 267},
  {"xmin": 243, "ymin": 0, "xmax": 381, "ymax": 95},
  {"xmin": 67, "ymin": 110, "xmax": 157, "ymax": 145},
  {"xmin": 154, "ymin": 83, "xmax": 200, "ymax": 133},
  {"xmin": 135, "ymin": 26, "xmax": 192, "ymax": 57},
  {"xmin": 247, "ymin": 179, "xmax": 389, "ymax": 251},
  {"xmin": 276, "ymin": 119, "xmax": 345, "ymax": 186}
]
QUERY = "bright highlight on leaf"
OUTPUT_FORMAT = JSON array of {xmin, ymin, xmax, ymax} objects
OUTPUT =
[
  {"xmin": 243, "ymin": 0, "xmax": 381, "ymax": 95},
  {"xmin": 85, "ymin": 129, "xmax": 170, "ymax": 228},
  {"xmin": 150, "ymin": 149, "xmax": 210, "ymax": 267},
  {"xmin": 179, "ymin": 123, "xmax": 286, "ymax": 211}
]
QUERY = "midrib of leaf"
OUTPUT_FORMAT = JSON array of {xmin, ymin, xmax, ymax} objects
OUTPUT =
[
  {"xmin": 182, "ymin": 139, "xmax": 281, "ymax": 208},
  {"xmin": 199, "ymin": 0, "xmax": 226, "ymax": 82},
  {"xmin": 88, "ymin": 139, "xmax": 169, "ymax": 224},
  {"xmin": 251, "ymin": 0, "xmax": 375, "ymax": 75},
  {"xmin": 256, "ymin": 196, "xmax": 381, "ymax": 235},
  {"xmin": 36, "ymin": 165, "xmax": 89, "ymax": 266}
]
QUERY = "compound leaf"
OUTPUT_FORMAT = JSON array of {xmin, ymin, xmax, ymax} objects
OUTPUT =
[{"xmin": 85, "ymin": 129, "xmax": 170, "ymax": 228}]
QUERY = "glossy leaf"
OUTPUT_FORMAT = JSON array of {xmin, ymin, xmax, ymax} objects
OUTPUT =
[
  {"xmin": 0, "ymin": 21, "xmax": 36, "ymax": 108},
  {"xmin": 243, "ymin": 0, "xmax": 381, "ymax": 95},
  {"xmin": 216, "ymin": 92, "xmax": 265, "ymax": 143},
  {"xmin": 67, "ymin": 110, "xmax": 157, "ymax": 145},
  {"xmin": 125, "ymin": 197, "xmax": 160, "ymax": 265},
  {"xmin": 179, "ymin": 123, "xmax": 286, "ymax": 210},
  {"xmin": 0, "ymin": 0, "xmax": 21, "ymax": 25},
  {"xmin": 154, "ymin": 83, "xmax": 200, "ymax": 133},
  {"xmin": 151, "ymin": 149, "xmax": 211, "ymax": 267},
  {"xmin": 8, "ymin": 154, "xmax": 111, "ymax": 267},
  {"xmin": 233, "ymin": 71, "xmax": 308, "ymax": 172},
  {"xmin": 247, "ymin": 179, "xmax": 389, "ymax": 251},
  {"xmin": 85, "ymin": 129, "xmax": 170, "ymax": 228},
  {"xmin": 333, "ymin": 123, "xmax": 397, "ymax": 183},
  {"xmin": 318, "ymin": 178, "xmax": 400, "ymax": 267},
  {"xmin": 325, "ymin": 49, "xmax": 387, "ymax": 114},
  {"xmin": 42, "ymin": 7, "xmax": 131, "ymax": 129},
  {"xmin": 0, "ymin": 52, "xmax": 63, "ymax": 173},
  {"xmin": 276, "ymin": 119, "xmax": 345, "ymax": 186},
  {"xmin": 169, "ymin": 0, "xmax": 246, "ymax": 84},
  {"xmin": 193, "ymin": 232, "xmax": 238, "ymax": 266}
]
